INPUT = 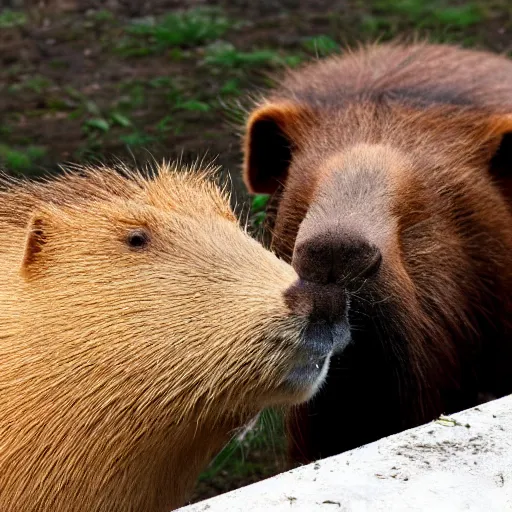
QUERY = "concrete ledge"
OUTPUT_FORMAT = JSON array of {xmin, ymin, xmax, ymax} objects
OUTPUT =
[{"xmin": 179, "ymin": 395, "xmax": 512, "ymax": 511}]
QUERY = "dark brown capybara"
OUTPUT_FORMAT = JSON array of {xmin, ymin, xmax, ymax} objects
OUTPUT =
[
  {"xmin": 242, "ymin": 42, "xmax": 512, "ymax": 464},
  {"xmin": 0, "ymin": 162, "xmax": 347, "ymax": 512}
]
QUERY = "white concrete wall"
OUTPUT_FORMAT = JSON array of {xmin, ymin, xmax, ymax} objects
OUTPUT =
[{"xmin": 179, "ymin": 395, "xmax": 512, "ymax": 511}]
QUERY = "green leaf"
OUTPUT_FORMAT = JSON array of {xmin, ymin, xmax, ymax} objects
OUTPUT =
[
  {"xmin": 251, "ymin": 194, "xmax": 270, "ymax": 212},
  {"xmin": 177, "ymin": 100, "xmax": 211, "ymax": 112},
  {"xmin": 84, "ymin": 118, "xmax": 110, "ymax": 132},
  {"xmin": 110, "ymin": 113, "xmax": 132, "ymax": 127}
]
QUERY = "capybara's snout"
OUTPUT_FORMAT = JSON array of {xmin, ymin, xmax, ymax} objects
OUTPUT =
[
  {"xmin": 283, "ymin": 221, "xmax": 382, "ymax": 364},
  {"xmin": 292, "ymin": 223, "xmax": 382, "ymax": 287}
]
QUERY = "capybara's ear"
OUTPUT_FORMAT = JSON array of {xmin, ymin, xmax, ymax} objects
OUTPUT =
[
  {"xmin": 243, "ymin": 102, "xmax": 309, "ymax": 194},
  {"xmin": 20, "ymin": 212, "xmax": 51, "ymax": 279},
  {"xmin": 487, "ymin": 114, "xmax": 512, "ymax": 202}
]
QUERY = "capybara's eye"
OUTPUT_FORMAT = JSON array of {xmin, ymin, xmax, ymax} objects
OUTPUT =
[{"xmin": 126, "ymin": 229, "xmax": 150, "ymax": 250}]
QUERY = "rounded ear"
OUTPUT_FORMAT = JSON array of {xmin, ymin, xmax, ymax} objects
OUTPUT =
[
  {"xmin": 243, "ymin": 101, "xmax": 309, "ymax": 194},
  {"xmin": 488, "ymin": 114, "xmax": 512, "ymax": 203},
  {"xmin": 20, "ymin": 211, "xmax": 52, "ymax": 279}
]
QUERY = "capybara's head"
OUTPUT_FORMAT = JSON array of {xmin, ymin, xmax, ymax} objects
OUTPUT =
[
  {"xmin": 0, "ymin": 162, "xmax": 347, "ymax": 512},
  {"xmin": 243, "ymin": 43, "xmax": 512, "ymax": 459}
]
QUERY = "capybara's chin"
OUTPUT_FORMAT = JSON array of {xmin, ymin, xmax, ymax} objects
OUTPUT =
[
  {"xmin": 279, "ymin": 318, "xmax": 352, "ymax": 403},
  {"xmin": 0, "ymin": 161, "xmax": 338, "ymax": 512}
]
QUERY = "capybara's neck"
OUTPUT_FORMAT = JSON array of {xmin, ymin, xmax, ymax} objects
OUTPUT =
[{"xmin": 0, "ymin": 366, "xmax": 245, "ymax": 512}]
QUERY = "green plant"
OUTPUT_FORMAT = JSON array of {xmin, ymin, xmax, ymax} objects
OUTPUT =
[
  {"xmin": 373, "ymin": 0, "xmax": 485, "ymax": 27},
  {"xmin": 219, "ymin": 78, "xmax": 241, "ymax": 96},
  {"xmin": 110, "ymin": 113, "xmax": 132, "ymax": 127},
  {"xmin": 303, "ymin": 35, "xmax": 339, "ymax": 56},
  {"xmin": 122, "ymin": 7, "xmax": 232, "ymax": 55},
  {"xmin": 176, "ymin": 99, "xmax": 211, "ymax": 112},
  {"xmin": 83, "ymin": 118, "xmax": 110, "ymax": 133},
  {"xmin": 149, "ymin": 76, "xmax": 175, "ymax": 88},
  {"xmin": 91, "ymin": 9, "xmax": 115, "ymax": 23},
  {"xmin": 118, "ymin": 82, "xmax": 146, "ymax": 109},
  {"xmin": 0, "ymin": 145, "xmax": 46, "ymax": 172},
  {"xmin": 0, "ymin": 124, "xmax": 12, "ymax": 137},
  {"xmin": 250, "ymin": 194, "xmax": 270, "ymax": 228},
  {"xmin": 199, "ymin": 409, "xmax": 285, "ymax": 481},
  {"xmin": 204, "ymin": 42, "xmax": 284, "ymax": 68},
  {"xmin": 25, "ymin": 76, "xmax": 53, "ymax": 94},
  {"xmin": 120, "ymin": 132, "xmax": 156, "ymax": 147},
  {"xmin": 0, "ymin": 9, "xmax": 27, "ymax": 29}
]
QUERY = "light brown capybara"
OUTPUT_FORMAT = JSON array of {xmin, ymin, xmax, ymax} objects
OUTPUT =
[
  {"xmin": 242, "ymin": 42, "xmax": 512, "ymax": 464},
  {"xmin": 0, "ymin": 162, "xmax": 347, "ymax": 512}
]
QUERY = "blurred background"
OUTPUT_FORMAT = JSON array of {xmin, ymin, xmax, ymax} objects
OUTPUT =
[{"xmin": 1, "ymin": 0, "xmax": 510, "ymax": 504}]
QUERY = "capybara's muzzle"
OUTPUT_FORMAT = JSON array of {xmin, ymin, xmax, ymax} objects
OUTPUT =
[
  {"xmin": 284, "ymin": 279, "xmax": 351, "ymax": 357},
  {"xmin": 284, "ymin": 220, "xmax": 382, "ymax": 357}
]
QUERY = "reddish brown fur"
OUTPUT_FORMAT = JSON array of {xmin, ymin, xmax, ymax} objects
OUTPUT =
[
  {"xmin": 242, "ymin": 43, "xmax": 512, "ymax": 464},
  {"xmin": 0, "ymin": 162, "xmax": 329, "ymax": 511}
]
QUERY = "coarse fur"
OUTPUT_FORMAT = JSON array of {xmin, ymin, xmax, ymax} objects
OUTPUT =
[
  {"xmin": 242, "ymin": 42, "xmax": 512, "ymax": 464},
  {"xmin": 0, "ymin": 161, "xmax": 329, "ymax": 511}
]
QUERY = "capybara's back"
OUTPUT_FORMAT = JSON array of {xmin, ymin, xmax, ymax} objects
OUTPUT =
[
  {"xmin": 0, "ymin": 162, "xmax": 347, "ymax": 511},
  {"xmin": 242, "ymin": 43, "xmax": 512, "ymax": 463}
]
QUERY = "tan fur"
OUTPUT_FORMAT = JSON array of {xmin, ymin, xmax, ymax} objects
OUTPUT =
[{"xmin": 0, "ymin": 162, "xmax": 316, "ymax": 511}]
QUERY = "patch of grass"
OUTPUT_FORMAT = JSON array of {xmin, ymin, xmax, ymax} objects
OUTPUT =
[
  {"xmin": 373, "ymin": 0, "xmax": 485, "ymax": 27},
  {"xmin": 0, "ymin": 145, "xmax": 47, "ymax": 172},
  {"xmin": 359, "ymin": 14, "xmax": 394, "ymax": 37},
  {"xmin": 120, "ymin": 132, "xmax": 156, "ymax": 147},
  {"xmin": 49, "ymin": 59, "xmax": 70, "ymax": 70},
  {"xmin": 303, "ymin": 35, "xmax": 339, "ymax": 56},
  {"xmin": 250, "ymin": 194, "xmax": 270, "ymax": 229},
  {"xmin": 46, "ymin": 97, "xmax": 75, "ymax": 111},
  {"xmin": 118, "ymin": 82, "xmax": 146, "ymax": 109},
  {"xmin": 25, "ymin": 76, "xmax": 53, "ymax": 94},
  {"xmin": 120, "ymin": 7, "xmax": 232, "ymax": 56},
  {"xmin": 0, "ymin": 9, "xmax": 27, "ymax": 29},
  {"xmin": 176, "ymin": 99, "xmax": 211, "ymax": 112},
  {"xmin": 90, "ymin": 9, "xmax": 115, "ymax": 23},
  {"xmin": 0, "ymin": 124, "xmax": 12, "ymax": 137},
  {"xmin": 284, "ymin": 55, "xmax": 304, "ymax": 68},
  {"xmin": 110, "ymin": 112, "xmax": 132, "ymax": 127},
  {"xmin": 83, "ymin": 118, "xmax": 110, "ymax": 133},
  {"xmin": 432, "ymin": 4, "xmax": 484, "ymax": 26},
  {"xmin": 8, "ymin": 76, "xmax": 53, "ymax": 95},
  {"xmin": 220, "ymin": 78, "xmax": 242, "ymax": 96},
  {"xmin": 149, "ymin": 76, "xmax": 175, "ymax": 89},
  {"xmin": 204, "ymin": 42, "xmax": 287, "ymax": 68},
  {"xmin": 199, "ymin": 409, "xmax": 285, "ymax": 481}
]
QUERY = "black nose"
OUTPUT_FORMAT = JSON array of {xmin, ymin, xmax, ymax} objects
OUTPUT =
[
  {"xmin": 292, "ymin": 227, "xmax": 382, "ymax": 287},
  {"xmin": 284, "ymin": 280, "xmax": 347, "ymax": 324},
  {"xmin": 284, "ymin": 279, "xmax": 351, "ymax": 361}
]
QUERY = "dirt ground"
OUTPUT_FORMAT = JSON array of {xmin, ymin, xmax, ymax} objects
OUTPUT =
[{"xmin": 1, "ymin": 0, "xmax": 511, "ymax": 504}]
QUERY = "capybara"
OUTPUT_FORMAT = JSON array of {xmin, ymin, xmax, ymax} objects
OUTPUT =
[
  {"xmin": 242, "ymin": 42, "xmax": 512, "ymax": 464},
  {"xmin": 0, "ymin": 162, "xmax": 348, "ymax": 512}
]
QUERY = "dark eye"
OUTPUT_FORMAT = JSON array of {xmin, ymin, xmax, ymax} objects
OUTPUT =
[{"xmin": 126, "ymin": 229, "xmax": 150, "ymax": 250}]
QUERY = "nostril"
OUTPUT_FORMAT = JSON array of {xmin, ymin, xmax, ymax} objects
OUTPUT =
[
  {"xmin": 284, "ymin": 280, "xmax": 315, "ymax": 317},
  {"xmin": 292, "ymin": 239, "xmax": 331, "ymax": 285}
]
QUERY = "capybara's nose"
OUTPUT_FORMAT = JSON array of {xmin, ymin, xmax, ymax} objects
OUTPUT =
[
  {"xmin": 284, "ymin": 280, "xmax": 348, "ymax": 324},
  {"xmin": 292, "ymin": 226, "xmax": 382, "ymax": 287}
]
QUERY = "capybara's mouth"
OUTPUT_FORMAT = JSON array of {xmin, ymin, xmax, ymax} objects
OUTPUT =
[
  {"xmin": 283, "ymin": 320, "xmax": 351, "ymax": 395},
  {"xmin": 302, "ymin": 319, "xmax": 351, "ymax": 356}
]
